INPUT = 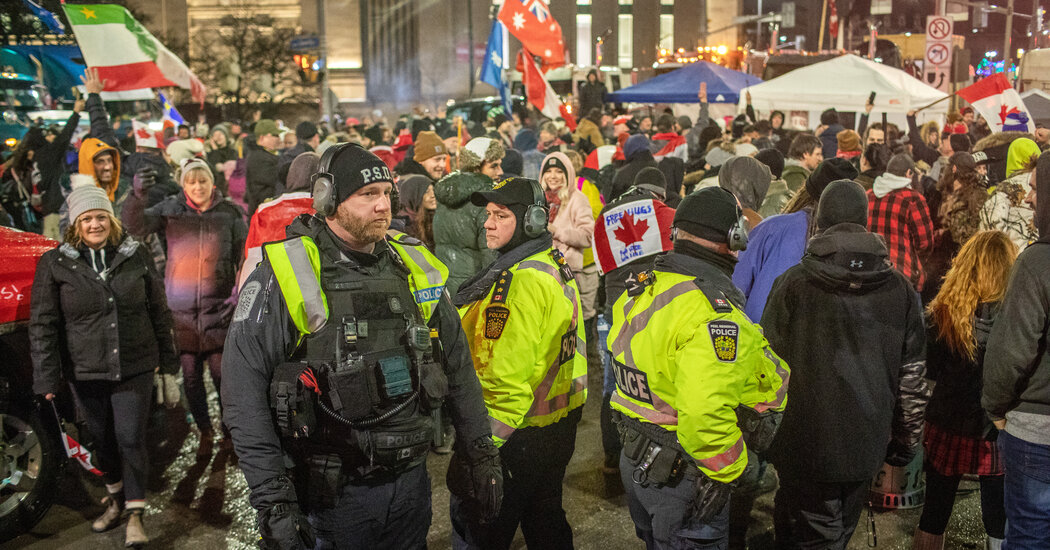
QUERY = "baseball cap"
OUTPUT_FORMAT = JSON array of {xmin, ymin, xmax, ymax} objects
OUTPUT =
[
  {"xmin": 614, "ymin": 115, "xmax": 632, "ymax": 126},
  {"xmin": 470, "ymin": 177, "xmax": 545, "ymax": 208},
  {"xmin": 254, "ymin": 119, "xmax": 281, "ymax": 137}
]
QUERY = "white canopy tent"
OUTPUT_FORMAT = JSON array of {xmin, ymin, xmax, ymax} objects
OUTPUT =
[{"xmin": 739, "ymin": 54, "xmax": 949, "ymax": 130}]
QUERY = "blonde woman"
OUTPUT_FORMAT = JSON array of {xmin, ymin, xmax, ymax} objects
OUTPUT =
[
  {"xmin": 915, "ymin": 231, "xmax": 1017, "ymax": 550},
  {"xmin": 540, "ymin": 152, "xmax": 594, "ymax": 275},
  {"xmin": 31, "ymin": 179, "xmax": 178, "ymax": 545}
]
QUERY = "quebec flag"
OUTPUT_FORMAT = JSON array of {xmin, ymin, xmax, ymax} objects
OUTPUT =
[{"xmin": 480, "ymin": 19, "xmax": 512, "ymax": 115}]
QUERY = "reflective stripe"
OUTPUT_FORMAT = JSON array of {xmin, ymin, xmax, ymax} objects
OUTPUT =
[
  {"xmin": 754, "ymin": 347, "xmax": 790, "ymax": 413},
  {"xmin": 387, "ymin": 232, "xmax": 449, "ymax": 322},
  {"xmin": 695, "ymin": 437, "xmax": 745, "ymax": 473},
  {"xmin": 611, "ymin": 280, "xmax": 697, "ymax": 367},
  {"xmin": 611, "ymin": 392, "xmax": 679, "ymax": 426},
  {"xmin": 490, "ymin": 416, "xmax": 516, "ymax": 442},
  {"xmin": 266, "ymin": 237, "xmax": 329, "ymax": 335},
  {"xmin": 518, "ymin": 258, "xmax": 586, "ymax": 420}
]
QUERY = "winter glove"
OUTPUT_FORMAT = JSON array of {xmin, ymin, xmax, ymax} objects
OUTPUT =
[
  {"xmin": 691, "ymin": 472, "xmax": 731, "ymax": 524},
  {"xmin": 133, "ymin": 168, "xmax": 157, "ymax": 196},
  {"xmin": 884, "ymin": 439, "xmax": 917, "ymax": 467},
  {"xmin": 257, "ymin": 502, "xmax": 314, "ymax": 550},
  {"xmin": 446, "ymin": 436, "xmax": 503, "ymax": 524},
  {"xmin": 154, "ymin": 373, "xmax": 181, "ymax": 408}
]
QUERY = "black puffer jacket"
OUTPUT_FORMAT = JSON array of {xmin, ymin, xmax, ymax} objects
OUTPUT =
[
  {"xmin": 926, "ymin": 304, "xmax": 999, "ymax": 438},
  {"xmin": 762, "ymin": 223, "xmax": 930, "ymax": 482},
  {"xmin": 30, "ymin": 236, "xmax": 177, "ymax": 395},
  {"xmin": 433, "ymin": 170, "xmax": 497, "ymax": 293},
  {"xmin": 122, "ymin": 189, "xmax": 248, "ymax": 353},
  {"xmin": 610, "ymin": 149, "xmax": 658, "ymax": 202}
]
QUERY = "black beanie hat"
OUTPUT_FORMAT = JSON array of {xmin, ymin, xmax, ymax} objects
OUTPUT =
[
  {"xmin": 816, "ymin": 180, "xmax": 869, "ymax": 230},
  {"xmin": 364, "ymin": 125, "xmax": 384, "ymax": 144},
  {"xmin": 633, "ymin": 166, "xmax": 667, "ymax": 198},
  {"xmin": 501, "ymin": 149, "xmax": 524, "ymax": 177},
  {"xmin": 755, "ymin": 148, "xmax": 785, "ymax": 179},
  {"xmin": 805, "ymin": 157, "xmax": 859, "ymax": 202},
  {"xmin": 295, "ymin": 121, "xmax": 318, "ymax": 140},
  {"xmin": 322, "ymin": 144, "xmax": 395, "ymax": 207},
  {"xmin": 949, "ymin": 133, "xmax": 972, "ymax": 153},
  {"xmin": 673, "ymin": 187, "xmax": 740, "ymax": 244}
]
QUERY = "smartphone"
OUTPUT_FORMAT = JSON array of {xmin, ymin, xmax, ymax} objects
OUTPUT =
[{"xmin": 868, "ymin": 91, "xmax": 876, "ymax": 106}]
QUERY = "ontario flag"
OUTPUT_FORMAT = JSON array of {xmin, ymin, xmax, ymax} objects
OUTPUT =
[
  {"xmin": 519, "ymin": 50, "xmax": 576, "ymax": 130},
  {"xmin": 593, "ymin": 197, "xmax": 675, "ymax": 275},
  {"xmin": 957, "ymin": 73, "xmax": 1035, "ymax": 133},
  {"xmin": 498, "ymin": 0, "xmax": 566, "ymax": 66},
  {"xmin": 62, "ymin": 4, "xmax": 206, "ymax": 104}
]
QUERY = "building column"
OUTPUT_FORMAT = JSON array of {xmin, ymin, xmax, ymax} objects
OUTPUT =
[
  {"xmin": 633, "ymin": 0, "xmax": 660, "ymax": 68},
  {"xmin": 674, "ymin": 0, "xmax": 702, "ymax": 51},
  {"xmin": 550, "ymin": 0, "xmax": 577, "ymax": 64},
  {"xmin": 591, "ymin": 0, "xmax": 618, "ymax": 66}
]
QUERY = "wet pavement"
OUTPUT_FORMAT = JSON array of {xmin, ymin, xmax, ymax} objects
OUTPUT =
[{"xmin": 6, "ymin": 373, "xmax": 991, "ymax": 549}]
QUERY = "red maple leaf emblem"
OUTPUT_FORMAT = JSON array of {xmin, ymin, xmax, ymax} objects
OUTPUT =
[
  {"xmin": 613, "ymin": 213, "xmax": 649, "ymax": 245},
  {"xmin": 136, "ymin": 128, "xmax": 151, "ymax": 139},
  {"xmin": 999, "ymin": 104, "xmax": 1021, "ymax": 125}
]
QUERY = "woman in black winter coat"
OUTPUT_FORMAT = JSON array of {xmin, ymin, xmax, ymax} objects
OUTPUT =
[
  {"xmin": 121, "ymin": 158, "xmax": 247, "ymax": 449},
  {"xmin": 914, "ymin": 230, "xmax": 1017, "ymax": 550},
  {"xmin": 30, "ymin": 183, "xmax": 177, "ymax": 545}
]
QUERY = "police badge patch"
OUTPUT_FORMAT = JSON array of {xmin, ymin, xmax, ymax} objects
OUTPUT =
[
  {"xmin": 708, "ymin": 320, "xmax": 739, "ymax": 362},
  {"xmin": 232, "ymin": 281, "xmax": 261, "ymax": 322},
  {"xmin": 484, "ymin": 306, "xmax": 510, "ymax": 339}
]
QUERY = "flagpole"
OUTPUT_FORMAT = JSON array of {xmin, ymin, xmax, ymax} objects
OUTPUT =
[{"xmin": 913, "ymin": 93, "xmax": 954, "ymax": 113}]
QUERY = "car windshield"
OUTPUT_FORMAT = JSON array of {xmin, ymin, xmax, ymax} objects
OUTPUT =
[{"xmin": 0, "ymin": 80, "xmax": 44, "ymax": 111}]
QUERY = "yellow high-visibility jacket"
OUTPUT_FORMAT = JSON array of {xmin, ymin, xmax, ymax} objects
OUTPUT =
[
  {"xmin": 609, "ymin": 269, "xmax": 789, "ymax": 482},
  {"xmin": 459, "ymin": 247, "xmax": 588, "ymax": 445}
]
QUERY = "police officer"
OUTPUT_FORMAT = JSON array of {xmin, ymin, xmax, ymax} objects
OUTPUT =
[
  {"xmin": 451, "ymin": 177, "xmax": 588, "ymax": 549},
  {"xmin": 222, "ymin": 143, "xmax": 501, "ymax": 549},
  {"xmin": 609, "ymin": 187, "xmax": 790, "ymax": 549}
]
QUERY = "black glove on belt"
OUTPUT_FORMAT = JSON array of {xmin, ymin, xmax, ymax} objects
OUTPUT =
[
  {"xmin": 692, "ymin": 472, "xmax": 732, "ymax": 524},
  {"xmin": 258, "ymin": 501, "xmax": 315, "ymax": 550}
]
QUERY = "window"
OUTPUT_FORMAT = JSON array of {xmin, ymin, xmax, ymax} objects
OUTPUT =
[{"xmin": 577, "ymin": 13, "xmax": 593, "ymax": 66}]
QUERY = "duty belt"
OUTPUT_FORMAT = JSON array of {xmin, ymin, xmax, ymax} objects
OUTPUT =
[{"xmin": 613, "ymin": 411, "xmax": 691, "ymax": 487}]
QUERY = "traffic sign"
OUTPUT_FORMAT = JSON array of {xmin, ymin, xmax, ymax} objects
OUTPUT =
[
  {"xmin": 926, "ymin": 16, "xmax": 952, "ymax": 40},
  {"xmin": 926, "ymin": 43, "xmax": 951, "ymax": 66},
  {"xmin": 290, "ymin": 35, "xmax": 320, "ymax": 52},
  {"xmin": 924, "ymin": 65, "xmax": 951, "ymax": 93}
]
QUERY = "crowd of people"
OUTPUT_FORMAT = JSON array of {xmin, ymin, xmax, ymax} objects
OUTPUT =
[{"xmin": 6, "ymin": 68, "xmax": 1050, "ymax": 550}]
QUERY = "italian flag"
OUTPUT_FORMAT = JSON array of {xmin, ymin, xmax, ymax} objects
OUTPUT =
[{"xmin": 62, "ymin": 3, "xmax": 206, "ymax": 103}]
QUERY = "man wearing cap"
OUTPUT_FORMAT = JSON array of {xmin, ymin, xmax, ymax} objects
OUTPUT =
[
  {"xmin": 608, "ymin": 187, "xmax": 788, "ymax": 550},
  {"xmin": 222, "ymin": 143, "xmax": 501, "ymax": 549},
  {"xmin": 277, "ymin": 121, "xmax": 322, "ymax": 188},
  {"xmin": 245, "ymin": 119, "xmax": 282, "ymax": 216},
  {"xmin": 763, "ymin": 180, "xmax": 928, "ymax": 549},
  {"xmin": 452, "ymin": 177, "xmax": 587, "ymax": 549},
  {"xmin": 396, "ymin": 131, "xmax": 449, "ymax": 182}
]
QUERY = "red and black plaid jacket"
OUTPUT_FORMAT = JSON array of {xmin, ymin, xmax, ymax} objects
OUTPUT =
[{"xmin": 867, "ymin": 187, "xmax": 935, "ymax": 290}]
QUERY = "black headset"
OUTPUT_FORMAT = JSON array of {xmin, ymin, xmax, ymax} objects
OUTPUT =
[
  {"xmin": 669, "ymin": 187, "xmax": 749, "ymax": 252},
  {"xmin": 312, "ymin": 142, "xmax": 367, "ymax": 218},
  {"xmin": 724, "ymin": 188, "xmax": 750, "ymax": 252},
  {"xmin": 523, "ymin": 178, "xmax": 549, "ymax": 238}
]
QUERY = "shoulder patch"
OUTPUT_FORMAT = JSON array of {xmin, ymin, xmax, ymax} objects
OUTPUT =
[
  {"xmin": 694, "ymin": 279, "xmax": 734, "ymax": 313},
  {"xmin": 484, "ymin": 305, "xmax": 510, "ymax": 339},
  {"xmin": 708, "ymin": 320, "xmax": 739, "ymax": 362},
  {"xmin": 59, "ymin": 242, "xmax": 79, "ymax": 259},
  {"xmin": 117, "ymin": 237, "xmax": 139, "ymax": 258},
  {"xmin": 491, "ymin": 270, "xmax": 513, "ymax": 304},
  {"xmin": 233, "ymin": 281, "xmax": 262, "ymax": 323}
]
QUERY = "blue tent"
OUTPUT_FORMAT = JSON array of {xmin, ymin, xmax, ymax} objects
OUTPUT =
[
  {"xmin": 608, "ymin": 61, "xmax": 762, "ymax": 104},
  {"xmin": 1, "ymin": 45, "xmax": 88, "ymax": 102}
]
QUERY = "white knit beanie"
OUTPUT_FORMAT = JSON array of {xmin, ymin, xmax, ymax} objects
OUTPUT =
[{"xmin": 66, "ymin": 174, "xmax": 113, "ymax": 223}]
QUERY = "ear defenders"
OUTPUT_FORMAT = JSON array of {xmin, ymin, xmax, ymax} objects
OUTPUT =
[
  {"xmin": 724, "ymin": 188, "xmax": 750, "ymax": 252},
  {"xmin": 523, "ymin": 178, "xmax": 549, "ymax": 238},
  {"xmin": 311, "ymin": 142, "xmax": 367, "ymax": 218}
]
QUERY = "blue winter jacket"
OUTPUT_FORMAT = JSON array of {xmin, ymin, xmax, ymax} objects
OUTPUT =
[{"xmin": 733, "ymin": 210, "xmax": 810, "ymax": 322}]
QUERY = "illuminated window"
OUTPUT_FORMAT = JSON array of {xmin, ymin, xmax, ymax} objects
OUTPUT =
[{"xmin": 577, "ymin": 13, "xmax": 593, "ymax": 66}]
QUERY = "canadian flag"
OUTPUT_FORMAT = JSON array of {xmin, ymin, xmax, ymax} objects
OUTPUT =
[
  {"xmin": 498, "ymin": 0, "xmax": 565, "ymax": 66},
  {"xmin": 957, "ymin": 73, "xmax": 1035, "ymax": 134},
  {"xmin": 132, "ymin": 119, "xmax": 164, "ymax": 149},
  {"xmin": 593, "ymin": 198, "xmax": 675, "ymax": 274},
  {"xmin": 519, "ymin": 50, "xmax": 576, "ymax": 130},
  {"xmin": 651, "ymin": 132, "xmax": 689, "ymax": 162}
]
